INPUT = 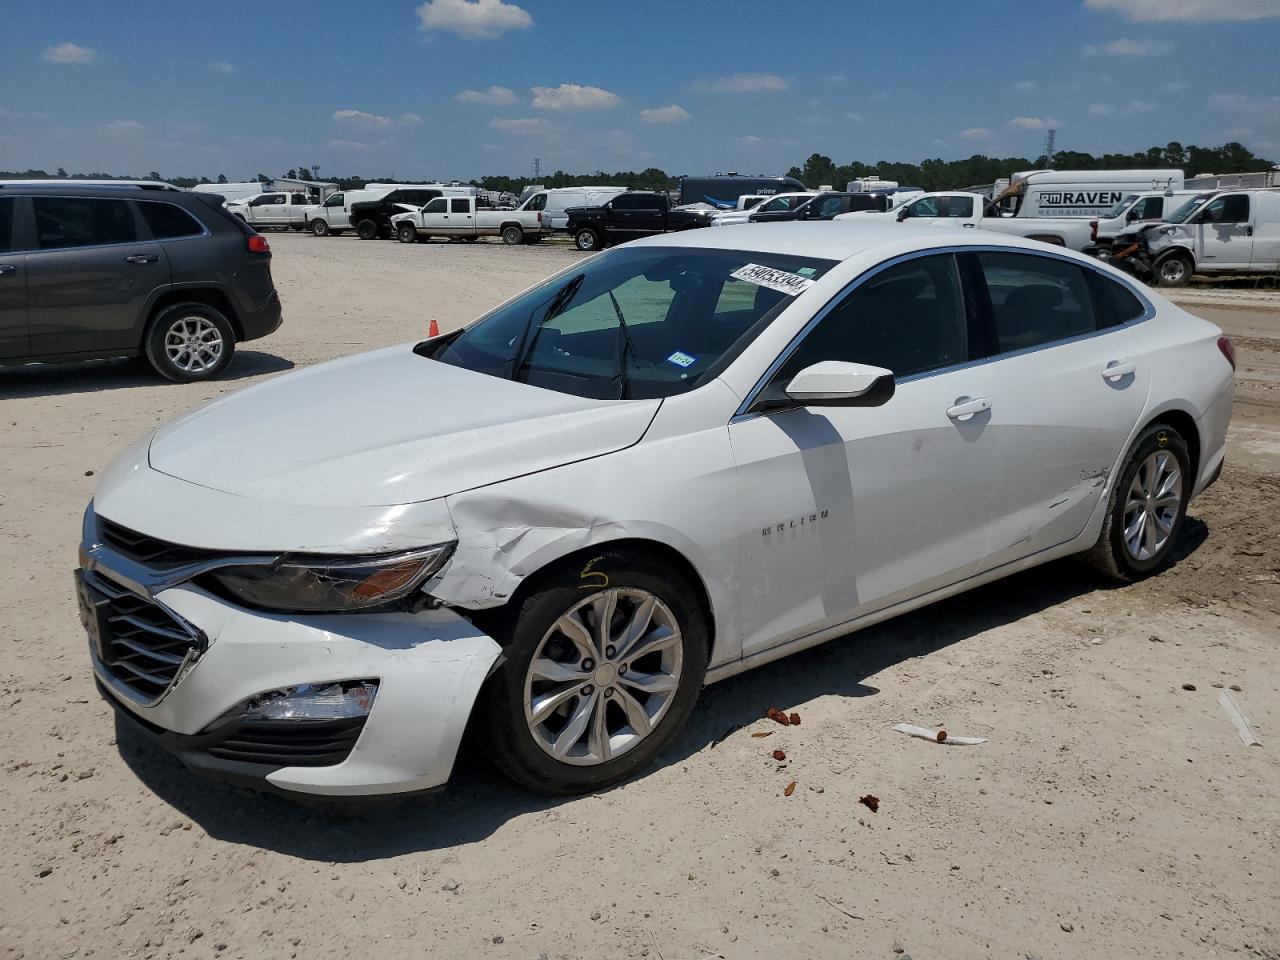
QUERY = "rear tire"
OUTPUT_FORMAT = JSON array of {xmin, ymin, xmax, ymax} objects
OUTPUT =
[
  {"xmin": 1156, "ymin": 253, "xmax": 1193, "ymax": 287},
  {"xmin": 1082, "ymin": 423, "xmax": 1191, "ymax": 582},
  {"xmin": 397, "ymin": 223, "xmax": 417, "ymax": 243},
  {"xmin": 356, "ymin": 219, "xmax": 379, "ymax": 241},
  {"xmin": 144, "ymin": 303, "xmax": 236, "ymax": 383},
  {"xmin": 481, "ymin": 548, "xmax": 708, "ymax": 796},
  {"xmin": 502, "ymin": 225, "xmax": 524, "ymax": 245},
  {"xmin": 574, "ymin": 227, "xmax": 601, "ymax": 251},
  {"xmin": 310, "ymin": 219, "xmax": 330, "ymax": 237}
]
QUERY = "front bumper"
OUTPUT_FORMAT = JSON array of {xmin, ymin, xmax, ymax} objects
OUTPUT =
[{"xmin": 86, "ymin": 573, "xmax": 501, "ymax": 797}]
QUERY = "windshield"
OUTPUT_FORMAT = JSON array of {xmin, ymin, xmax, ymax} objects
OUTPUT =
[
  {"xmin": 1105, "ymin": 195, "xmax": 1138, "ymax": 219},
  {"xmin": 1167, "ymin": 193, "xmax": 1215, "ymax": 223},
  {"xmin": 430, "ymin": 246, "xmax": 838, "ymax": 400}
]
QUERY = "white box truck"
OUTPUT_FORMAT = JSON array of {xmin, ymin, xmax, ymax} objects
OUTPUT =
[{"xmin": 996, "ymin": 169, "xmax": 1184, "ymax": 218}]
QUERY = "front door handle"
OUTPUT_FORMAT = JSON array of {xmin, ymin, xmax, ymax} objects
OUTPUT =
[
  {"xmin": 124, "ymin": 254, "xmax": 158, "ymax": 264},
  {"xmin": 946, "ymin": 396, "xmax": 992, "ymax": 420},
  {"xmin": 1102, "ymin": 360, "xmax": 1136, "ymax": 380},
  {"xmin": 0, "ymin": 264, "xmax": 16, "ymax": 275}
]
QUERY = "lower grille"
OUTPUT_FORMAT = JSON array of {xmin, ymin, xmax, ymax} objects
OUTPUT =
[
  {"xmin": 205, "ymin": 717, "xmax": 365, "ymax": 767},
  {"xmin": 88, "ymin": 574, "xmax": 203, "ymax": 702}
]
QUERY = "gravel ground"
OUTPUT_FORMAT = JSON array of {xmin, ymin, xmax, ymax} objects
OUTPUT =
[{"xmin": 2, "ymin": 233, "xmax": 1278, "ymax": 960}]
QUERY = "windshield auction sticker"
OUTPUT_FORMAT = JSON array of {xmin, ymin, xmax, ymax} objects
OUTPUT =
[{"xmin": 730, "ymin": 264, "xmax": 815, "ymax": 296}]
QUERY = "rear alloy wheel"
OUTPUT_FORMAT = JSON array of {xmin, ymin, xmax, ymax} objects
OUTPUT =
[
  {"xmin": 310, "ymin": 219, "xmax": 330, "ymax": 237},
  {"xmin": 144, "ymin": 303, "xmax": 235, "ymax": 383},
  {"xmin": 483, "ymin": 550, "xmax": 708, "ymax": 795},
  {"xmin": 1083, "ymin": 423, "xmax": 1190, "ymax": 581},
  {"xmin": 397, "ymin": 223, "xmax": 417, "ymax": 243},
  {"xmin": 575, "ymin": 228, "xmax": 601, "ymax": 251},
  {"xmin": 502, "ymin": 225, "xmax": 524, "ymax": 245},
  {"xmin": 1157, "ymin": 253, "xmax": 1193, "ymax": 287},
  {"xmin": 356, "ymin": 219, "xmax": 379, "ymax": 240}
]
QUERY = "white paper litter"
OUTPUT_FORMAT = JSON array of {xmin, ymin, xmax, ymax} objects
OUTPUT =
[
  {"xmin": 894, "ymin": 723, "xmax": 987, "ymax": 746},
  {"xmin": 1218, "ymin": 691, "xmax": 1261, "ymax": 747}
]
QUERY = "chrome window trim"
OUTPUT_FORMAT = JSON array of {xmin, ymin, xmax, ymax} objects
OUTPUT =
[{"xmin": 730, "ymin": 243, "xmax": 1155, "ymax": 422}]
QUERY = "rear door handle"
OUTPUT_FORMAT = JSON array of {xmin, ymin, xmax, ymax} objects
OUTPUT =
[
  {"xmin": 946, "ymin": 396, "xmax": 992, "ymax": 420},
  {"xmin": 1102, "ymin": 360, "xmax": 1136, "ymax": 380},
  {"xmin": 0, "ymin": 264, "xmax": 15, "ymax": 275},
  {"xmin": 124, "ymin": 254, "xmax": 158, "ymax": 264}
]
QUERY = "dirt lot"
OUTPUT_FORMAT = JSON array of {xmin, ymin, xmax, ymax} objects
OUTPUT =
[{"xmin": 2, "ymin": 233, "xmax": 1278, "ymax": 960}]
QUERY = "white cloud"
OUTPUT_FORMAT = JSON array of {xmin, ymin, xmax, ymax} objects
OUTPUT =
[
  {"xmin": 1014, "ymin": 79, "xmax": 1037, "ymax": 92},
  {"xmin": 1161, "ymin": 80, "xmax": 1189, "ymax": 92},
  {"xmin": 826, "ymin": 73, "xmax": 847, "ymax": 84},
  {"xmin": 1084, "ymin": 0, "xmax": 1280, "ymax": 21},
  {"xmin": 696, "ymin": 73, "xmax": 790, "ymax": 93},
  {"xmin": 1083, "ymin": 38, "xmax": 1174, "ymax": 56},
  {"xmin": 531, "ymin": 83, "xmax": 621, "ymax": 111},
  {"xmin": 99, "ymin": 119, "xmax": 146, "ymax": 138},
  {"xmin": 331, "ymin": 108, "xmax": 393, "ymax": 128},
  {"xmin": 415, "ymin": 0, "xmax": 532, "ymax": 37},
  {"xmin": 489, "ymin": 116, "xmax": 555, "ymax": 135},
  {"xmin": 638, "ymin": 104, "xmax": 690, "ymax": 124},
  {"xmin": 733, "ymin": 134, "xmax": 799, "ymax": 149},
  {"xmin": 959, "ymin": 127, "xmax": 993, "ymax": 140},
  {"xmin": 209, "ymin": 61, "xmax": 235, "ymax": 74},
  {"xmin": 328, "ymin": 139, "xmax": 371, "ymax": 152},
  {"xmin": 1128, "ymin": 99, "xmax": 1158, "ymax": 112},
  {"xmin": 1089, "ymin": 102, "xmax": 1117, "ymax": 115},
  {"xmin": 456, "ymin": 85, "xmax": 518, "ymax": 105},
  {"xmin": 400, "ymin": 112, "xmax": 423, "ymax": 125},
  {"xmin": 44, "ymin": 41, "xmax": 96, "ymax": 63},
  {"xmin": 1209, "ymin": 92, "xmax": 1280, "ymax": 113},
  {"xmin": 845, "ymin": 112, "xmax": 865, "ymax": 123},
  {"xmin": 1009, "ymin": 116, "xmax": 1064, "ymax": 130}
]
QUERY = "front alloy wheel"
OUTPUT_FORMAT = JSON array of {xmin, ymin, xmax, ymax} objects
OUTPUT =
[
  {"xmin": 524, "ymin": 589, "xmax": 683, "ymax": 766},
  {"xmin": 482, "ymin": 548, "xmax": 708, "ymax": 794}
]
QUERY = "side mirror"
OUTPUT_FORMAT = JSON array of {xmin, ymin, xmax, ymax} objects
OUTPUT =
[
  {"xmin": 750, "ymin": 361, "xmax": 895, "ymax": 414},
  {"xmin": 896, "ymin": 207, "xmax": 909, "ymax": 222}
]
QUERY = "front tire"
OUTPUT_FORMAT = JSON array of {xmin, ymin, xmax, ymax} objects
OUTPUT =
[
  {"xmin": 501, "ymin": 225, "xmax": 524, "ymax": 245},
  {"xmin": 1083, "ymin": 423, "xmax": 1191, "ymax": 581},
  {"xmin": 356, "ymin": 219, "xmax": 379, "ymax": 241},
  {"xmin": 482, "ymin": 549, "xmax": 708, "ymax": 795},
  {"xmin": 310, "ymin": 219, "xmax": 330, "ymax": 237},
  {"xmin": 574, "ymin": 227, "xmax": 602, "ymax": 251},
  {"xmin": 1156, "ymin": 253, "xmax": 1193, "ymax": 287},
  {"xmin": 144, "ymin": 303, "xmax": 236, "ymax": 383},
  {"xmin": 397, "ymin": 223, "xmax": 417, "ymax": 243}
]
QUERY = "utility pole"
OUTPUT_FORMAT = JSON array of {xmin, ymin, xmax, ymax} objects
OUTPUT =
[
  {"xmin": 532, "ymin": 157, "xmax": 541, "ymax": 180},
  {"xmin": 1042, "ymin": 129, "xmax": 1057, "ymax": 168},
  {"xmin": 311, "ymin": 164, "xmax": 319, "ymax": 179}
]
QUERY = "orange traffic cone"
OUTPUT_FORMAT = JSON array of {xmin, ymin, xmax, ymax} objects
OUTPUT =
[{"xmin": 428, "ymin": 318, "xmax": 440, "ymax": 338}]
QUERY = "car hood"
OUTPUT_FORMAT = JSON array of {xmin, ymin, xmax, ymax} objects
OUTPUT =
[{"xmin": 147, "ymin": 345, "xmax": 661, "ymax": 508}]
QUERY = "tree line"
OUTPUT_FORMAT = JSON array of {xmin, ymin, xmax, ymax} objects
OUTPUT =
[{"xmin": 2, "ymin": 141, "xmax": 1271, "ymax": 195}]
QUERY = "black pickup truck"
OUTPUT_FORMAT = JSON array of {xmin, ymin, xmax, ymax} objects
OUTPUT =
[
  {"xmin": 348, "ymin": 186, "xmax": 446, "ymax": 240},
  {"xmin": 749, "ymin": 191, "xmax": 886, "ymax": 223},
  {"xmin": 565, "ymin": 191, "xmax": 710, "ymax": 251}
]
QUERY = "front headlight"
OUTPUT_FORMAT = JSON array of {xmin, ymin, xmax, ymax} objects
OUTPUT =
[{"xmin": 202, "ymin": 543, "xmax": 455, "ymax": 613}]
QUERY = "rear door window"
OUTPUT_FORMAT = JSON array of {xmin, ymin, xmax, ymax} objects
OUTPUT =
[
  {"xmin": 942, "ymin": 195, "xmax": 974, "ymax": 217},
  {"xmin": 450, "ymin": 198, "xmax": 470, "ymax": 214},
  {"xmin": 139, "ymin": 201, "xmax": 203, "ymax": 239},
  {"xmin": 0, "ymin": 197, "xmax": 14, "ymax": 253},
  {"xmin": 978, "ymin": 252, "xmax": 1097, "ymax": 352},
  {"xmin": 33, "ymin": 197, "xmax": 138, "ymax": 249}
]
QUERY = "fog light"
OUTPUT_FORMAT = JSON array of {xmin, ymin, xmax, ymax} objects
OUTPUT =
[{"xmin": 214, "ymin": 680, "xmax": 378, "ymax": 727}]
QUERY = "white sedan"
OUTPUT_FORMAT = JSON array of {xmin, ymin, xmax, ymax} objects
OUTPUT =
[{"xmin": 78, "ymin": 223, "xmax": 1235, "ymax": 797}]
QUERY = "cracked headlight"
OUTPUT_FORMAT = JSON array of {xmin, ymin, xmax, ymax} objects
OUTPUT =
[{"xmin": 203, "ymin": 544, "xmax": 455, "ymax": 613}]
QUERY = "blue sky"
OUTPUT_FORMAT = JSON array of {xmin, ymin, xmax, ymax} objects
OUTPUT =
[{"xmin": 3, "ymin": 0, "xmax": 1279, "ymax": 181}]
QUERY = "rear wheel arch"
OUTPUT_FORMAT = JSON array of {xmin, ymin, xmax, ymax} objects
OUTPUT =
[
  {"xmin": 1140, "ymin": 409, "xmax": 1201, "ymax": 491},
  {"xmin": 145, "ymin": 287, "xmax": 243, "ymax": 341}
]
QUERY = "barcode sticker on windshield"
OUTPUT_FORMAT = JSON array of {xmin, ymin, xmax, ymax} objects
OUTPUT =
[{"xmin": 730, "ymin": 263, "xmax": 815, "ymax": 296}]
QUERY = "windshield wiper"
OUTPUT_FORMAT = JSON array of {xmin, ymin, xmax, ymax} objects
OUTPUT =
[
  {"xmin": 607, "ymin": 290, "xmax": 639, "ymax": 400},
  {"xmin": 507, "ymin": 273, "xmax": 584, "ymax": 381}
]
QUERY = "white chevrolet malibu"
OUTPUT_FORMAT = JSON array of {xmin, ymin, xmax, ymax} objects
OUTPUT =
[{"xmin": 78, "ymin": 223, "xmax": 1235, "ymax": 798}]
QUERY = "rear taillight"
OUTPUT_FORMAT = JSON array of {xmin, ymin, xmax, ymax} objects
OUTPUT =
[
  {"xmin": 247, "ymin": 234, "xmax": 271, "ymax": 254},
  {"xmin": 1090, "ymin": 219, "xmax": 1098, "ymax": 241},
  {"xmin": 1217, "ymin": 335, "xmax": 1236, "ymax": 370}
]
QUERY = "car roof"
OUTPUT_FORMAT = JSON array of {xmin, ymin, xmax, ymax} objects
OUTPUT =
[
  {"xmin": 0, "ymin": 182, "xmax": 190, "ymax": 197},
  {"xmin": 632, "ymin": 220, "xmax": 1057, "ymax": 262}
]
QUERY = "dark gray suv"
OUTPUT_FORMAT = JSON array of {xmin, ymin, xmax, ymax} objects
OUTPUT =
[{"xmin": 0, "ymin": 183, "xmax": 282, "ymax": 382}]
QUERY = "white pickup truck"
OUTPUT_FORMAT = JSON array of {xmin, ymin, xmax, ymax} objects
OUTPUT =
[
  {"xmin": 837, "ymin": 191, "xmax": 1095, "ymax": 251},
  {"xmin": 224, "ymin": 191, "xmax": 312, "ymax": 230},
  {"xmin": 389, "ymin": 196, "xmax": 548, "ymax": 245}
]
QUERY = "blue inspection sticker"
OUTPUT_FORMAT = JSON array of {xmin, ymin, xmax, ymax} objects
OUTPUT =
[{"xmin": 666, "ymin": 350, "xmax": 696, "ymax": 368}]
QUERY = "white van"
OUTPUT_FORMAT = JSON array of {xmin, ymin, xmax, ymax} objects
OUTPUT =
[
  {"xmin": 1135, "ymin": 189, "xmax": 1280, "ymax": 285},
  {"xmin": 519, "ymin": 186, "xmax": 628, "ymax": 232},
  {"xmin": 1088, "ymin": 189, "xmax": 1203, "ymax": 252},
  {"xmin": 998, "ymin": 169, "xmax": 1185, "ymax": 219},
  {"xmin": 192, "ymin": 182, "xmax": 267, "ymax": 204}
]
